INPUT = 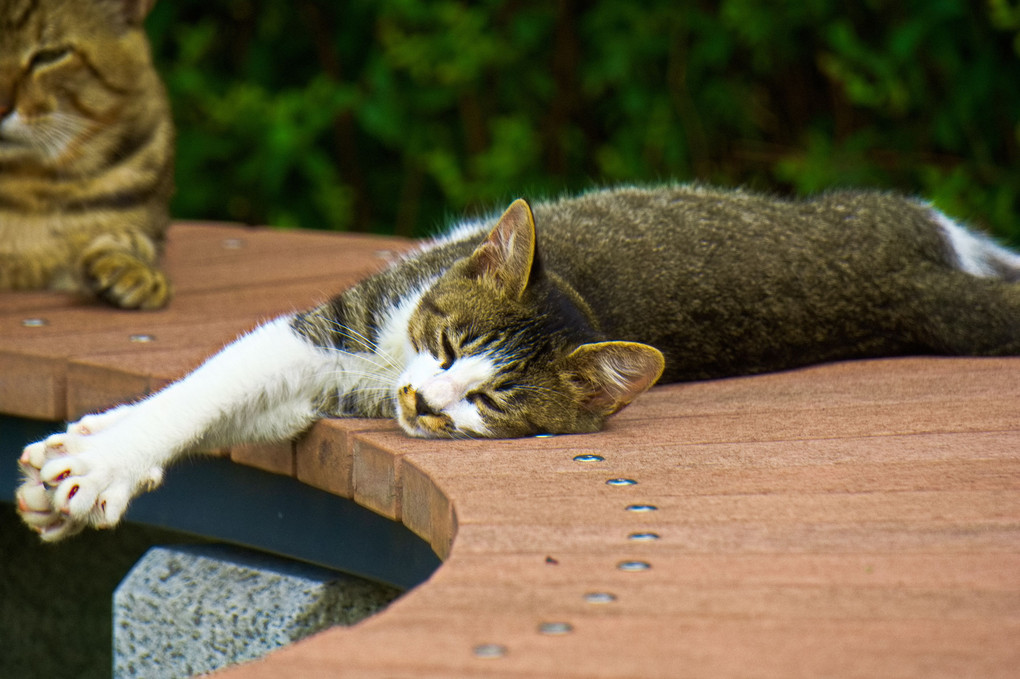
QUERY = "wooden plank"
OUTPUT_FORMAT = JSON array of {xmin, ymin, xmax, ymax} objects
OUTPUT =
[
  {"xmin": 65, "ymin": 359, "xmax": 153, "ymax": 419},
  {"xmin": 230, "ymin": 440, "xmax": 296, "ymax": 476},
  {"xmin": 0, "ymin": 290, "xmax": 79, "ymax": 315},
  {"xmin": 404, "ymin": 456, "xmax": 1020, "ymax": 499},
  {"xmin": 0, "ymin": 350, "xmax": 65, "ymax": 420},
  {"xmin": 294, "ymin": 418, "xmax": 400, "ymax": 497},
  {"xmin": 451, "ymin": 520, "xmax": 1020, "ymax": 556},
  {"xmin": 614, "ymin": 356, "xmax": 1019, "ymax": 421},
  {"xmin": 356, "ymin": 430, "xmax": 1020, "ymax": 481},
  {"xmin": 350, "ymin": 434, "xmax": 404, "ymax": 520},
  {"xmin": 163, "ymin": 222, "xmax": 412, "ymax": 294},
  {"xmin": 218, "ymin": 611, "xmax": 1020, "ymax": 679},
  {"xmin": 401, "ymin": 455, "xmax": 456, "ymax": 559},
  {"xmin": 443, "ymin": 488, "xmax": 1017, "ymax": 527}
]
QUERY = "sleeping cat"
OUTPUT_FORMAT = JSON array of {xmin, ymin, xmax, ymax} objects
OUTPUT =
[
  {"xmin": 0, "ymin": 0, "xmax": 174, "ymax": 310},
  {"xmin": 15, "ymin": 184, "xmax": 1020, "ymax": 540}
]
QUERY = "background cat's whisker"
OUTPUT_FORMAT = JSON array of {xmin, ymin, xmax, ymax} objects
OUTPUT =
[{"xmin": 36, "ymin": 113, "xmax": 89, "ymax": 158}]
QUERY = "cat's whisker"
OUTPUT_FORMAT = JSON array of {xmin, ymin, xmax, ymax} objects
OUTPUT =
[
  {"xmin": 343, "ymin": 385, "xmax": 396, "ymax": 396},
  {"xmin": 323, "ymin": 320, "xmax": 385, "ymax": 354},
  {"xmin": 327, "ymin": 335, "xmax": 403, "ymax": 374},
  {"xmin": 323, "ymin": 346, "xmax": 403, "ymax": 378},
  {"xmin": 320, "ymin": 368, "xmax": 399, "ymax": 387},
  {"xmin": 340, "ymin": 327, "xmax": 404, "ymax": 371},
  {"xmin": 328, "ymin": 321, "xmax": 380, "ymax": 351}
]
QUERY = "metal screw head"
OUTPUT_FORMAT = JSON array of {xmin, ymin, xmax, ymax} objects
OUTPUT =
[
  {"xmin": 538, "ymin": 622, "xmax": 573, "ymax": 635},
  {"xmin": 473, "ymin": 643, "xmax": 507, "ymax": 659},
  {"xmin": 628, "ymin": 531, "xmax": 661, "ymax": 542},
  {"xmin": 129, "ymin": 334, "xmax": 155, "ymax": 343},
  {"xmin": 606, "ymin": 478, "xmax": 637, "ymax": 487},
  {"xmin": 21, "ymin": 318, "xmax": 48, "ymax": 327},
  {"xmin": 618, "ymin": 560, "xmax": 652, "ymax": 572},
  {"xmin": 625, "ymin": 504, "xmax": 658, "ymax": 512},
  {"xmin": 584, "ymin": 592, "xmax": 617, "ymax": 604},
  {"xmin": 573, "ymin": 454, "xmax": 605, "ymax": 463}
]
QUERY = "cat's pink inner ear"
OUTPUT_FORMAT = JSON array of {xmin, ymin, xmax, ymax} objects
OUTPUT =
[
  {"xmin": 566, "ymin": 342, "xmax": 665, "ymax": 416},
  {"xmin": 469, "ymin": 198, "xmax": 536, "ymax": 299}
]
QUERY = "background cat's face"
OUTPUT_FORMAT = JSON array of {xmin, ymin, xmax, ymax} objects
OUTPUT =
[
  {"xmin": 0, "ymin": 0, "xmax": 157, "ymax": 167},
  {"xmin": 396, "ymin": 270, "xmax": 605, "ymax": 439}
]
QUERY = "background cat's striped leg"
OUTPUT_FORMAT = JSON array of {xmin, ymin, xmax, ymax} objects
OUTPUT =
[{"xmin": 78, "ymin": 232, "xmax": 172, "ymax": 310}]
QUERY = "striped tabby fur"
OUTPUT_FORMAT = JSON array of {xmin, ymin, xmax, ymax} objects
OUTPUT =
[{"xmin": 0, "ymin": 0, "xmax": 174, "ymax": 309}]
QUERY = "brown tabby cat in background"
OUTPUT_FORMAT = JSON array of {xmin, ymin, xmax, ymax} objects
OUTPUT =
[{"xmin": 0, "ymin": 0, "xmax": 174, "ymax": 309}]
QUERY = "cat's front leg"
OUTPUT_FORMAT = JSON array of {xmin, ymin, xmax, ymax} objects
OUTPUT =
[{"xmin": 15, "ymin": 316, "xmax": 343, "ymax": 540}]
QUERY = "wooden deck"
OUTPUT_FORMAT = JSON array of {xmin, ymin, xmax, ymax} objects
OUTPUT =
[{"xmin": 2, "ymin": 223, "xmax": 1018, "ymax": 678}]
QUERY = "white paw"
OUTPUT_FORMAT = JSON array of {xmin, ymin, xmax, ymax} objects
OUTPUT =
[
  {"xmin": 16, "ymin": 411, "xmax": 164, "ymax": 542},
  {"xmin": 70, "ymin": 405, "xmax": 132, "ymax": 436}
]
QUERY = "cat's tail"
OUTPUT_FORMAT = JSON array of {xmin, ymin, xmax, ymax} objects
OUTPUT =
[{"xmin": 932, "ymin": 209, "xmax": 1020, "ymax": 282}]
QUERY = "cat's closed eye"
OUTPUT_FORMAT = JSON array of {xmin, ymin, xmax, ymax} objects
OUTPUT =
[
  {"xmin": 28, "ymin": 46, "xmax": 72, "ymax": 70},
  {"xmin": 438, "ymin": 329, "xmax": 457, "ymax": 370},
  {"xmin": 467, "ymin": 391, "xmax": 503, "ymax": 412}
]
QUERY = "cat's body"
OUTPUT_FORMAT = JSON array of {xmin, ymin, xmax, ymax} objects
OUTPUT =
[
  {"xmin": 0, "ymin": 0, "xmax": 174, "ymax": 309},
  {"xmin": 15, "ymin": 184, "xmax": 1020, "ymax": 539}
]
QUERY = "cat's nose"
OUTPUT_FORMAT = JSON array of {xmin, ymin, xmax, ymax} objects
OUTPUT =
[{"xmin": 414, "ymin": 391, "xmax": 439, "ymax": 417}]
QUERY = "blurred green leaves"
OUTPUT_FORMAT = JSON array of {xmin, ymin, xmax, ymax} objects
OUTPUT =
[{"xmin": 146, "ymin": 0, "xmax": 1020, "ymax": 242}]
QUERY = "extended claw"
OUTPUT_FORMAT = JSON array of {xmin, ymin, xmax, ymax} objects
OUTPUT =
[{"xmin": 44, "ymin": 469, "xmax": 71, "ymax": 488}]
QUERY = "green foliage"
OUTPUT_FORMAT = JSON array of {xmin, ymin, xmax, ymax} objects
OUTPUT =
[{"xmin": 146, "ymin": 0, "xmax": 1020, "ymax": 242}]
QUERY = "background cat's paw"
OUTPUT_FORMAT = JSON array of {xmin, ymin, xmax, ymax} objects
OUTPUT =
[{"xmin": 80, "ymin": 248, "xmax": 172, "ymax": 310}]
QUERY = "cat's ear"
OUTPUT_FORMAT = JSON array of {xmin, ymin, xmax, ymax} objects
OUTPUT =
[
  {"xmin": 102, "ymin": 0, "xmax": 158, "ymax": 25},
  {"xmin": 564, "ymin": 342, "xmax": 665, "ymax": 417},
  {"xmin": 466, "ymin": 199, "xmax": 537, "ymax": 299}
]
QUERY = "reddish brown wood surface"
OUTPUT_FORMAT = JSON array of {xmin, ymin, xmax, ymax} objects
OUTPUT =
[{"xmin": 2, "ymin": 224, "xmax": 1017, "ymax": 678}]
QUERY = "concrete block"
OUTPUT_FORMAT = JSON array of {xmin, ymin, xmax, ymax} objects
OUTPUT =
[{"xmin": 113, "ymin": 543, "xmax": 399, "ymax": 679}]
